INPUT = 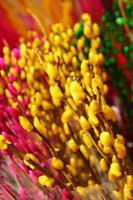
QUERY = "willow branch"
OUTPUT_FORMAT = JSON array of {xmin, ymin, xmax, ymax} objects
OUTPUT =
[{"xmin": 118, "ymin": 0, "xmax": 133, "ymax": 41}]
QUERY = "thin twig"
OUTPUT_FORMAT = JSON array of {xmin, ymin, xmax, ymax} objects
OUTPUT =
[
  {"xmin": 118, "ymin": 0, "xmax": 133, "ymax": 41},
  {"xmin": 27, "ymin": 9, "xmax": 46, "ymax": 37}
]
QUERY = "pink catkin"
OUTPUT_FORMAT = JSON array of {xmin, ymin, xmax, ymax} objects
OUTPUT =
[
  {"xmin": 29, "ymin": 169, "xmax": 42, "ymax": 182},
  {"xmin": 15, "ymin": 65, "xmax": 21, "ymax": 73},
  {"xmin": 61, "ymin": 189, "xmax": 70, "ymax": 200},
  {"xmin": 8, "ymin": 74, "xmax": 16, "ymax": 82},
  {"xmin": 24, "ymin": 96, "xmax": 30, "ymax": 106},
  {"xmin": 0, "ymin": 57, "xmax": 6, "ymax": 69},
  {"xmin": 8, "ymin": 83, "xmax": 18, "ymax": 96},
  {"xmin": 6, "ymin": 106, "xmax": 19, "ymax": 119},
  {"xmin": 27, "ymin": 139, "xmax": 37, "ymax": 151},
  {"xmin": 12, "ymin": 48, "xmax": 20, "ymax": 59},
  {"xmin": 2, "ymin": 131, "xmax": 16, "ymax": 143},
  {"xmin": 18, "ymin": 188, "xmax": 27, "ymax": 200}
]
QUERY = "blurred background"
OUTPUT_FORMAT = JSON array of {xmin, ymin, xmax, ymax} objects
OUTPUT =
[{"xmin": 0, "ymin": 0, "xmax": 105, "ymax": 53}]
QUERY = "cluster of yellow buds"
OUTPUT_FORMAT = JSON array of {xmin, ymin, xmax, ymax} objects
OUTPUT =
[
  {"xmin": 0, "ymin": 135, "xmax": 11, "ymax": 150},
  {"xmin": 23, "ymin": 153, "xmax": 39, "ymax": 169},
  {"xmin": 0, "ymin": 13, "xmax": 132, "ymax": 199}
]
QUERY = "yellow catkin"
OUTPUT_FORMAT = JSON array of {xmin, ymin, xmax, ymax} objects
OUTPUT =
[
  {"xmin": 83, "ymin": 72, "xmax": 92, "ymax": 88},
  {"xmin": 50, "ymin": 85, "xmax": 63, "ymax": 106},
  {"xmin": 66, "ymin": 164, "xmax": 77, "ymax": 176},
  {"xmin": 113, "ymin": 190, "xmax": 122, "ymax": 200},
  {"xmin": 54, "ymin": 35, "xmax": 61, "ymax": 46},
  {"xmin": 81, "ymin": 13, "xmax": 91, "ymax": 23},
  {"xmin": 23, "ymin": 153, "xmax": 39, "ymax": 169},
  {"xmin": 74, "ymin": 23, "xmax": 80, "ymax": 33},
  {"xmin": 61, "ymin": 108, "xmax": 74, "ymax": 123},
  {"xmin": 67, "ymin": 139, "xmax": 79, "ymax": 152},
  {"xmin": 124, "ymin": 184, "xmax": 133, "ymax": 200},
  {"xmin": 70, "ymin": 81, "xmax": 85, "ymax": 104},
  {"xmin": 76, "ymin": 186, "xmax": 90, "ymax": 198},
  {"xmin": 102, "ymin": 105, "xmax": 116, "ymax": 122},
  {"xmin": 51, "ymin": 123, "xmax": 58, "ymax": 135},
  {"xmin": 44, "ymin": 40, "xmax": 50, "ymax": 50},
  {"xmin": 0, "ymin": 135, "xmax": 10, "ymax": 150},
  {"xmin": 42, "ymin": 101, "xmax": 53, "ymax": 110},
  {"xmin": 92, "ymin": 23, "xmax": 100, "ymax": 37},
  {"xmin": 83, "ymin": 23, "xmax": 91, "ymax": 38},
  {"xmin": 80, "ymin": 116, "xmax": 90, "ymax": 130},
  {"xmin": 19, "ymin": 116, "xmax": 33, "ymax": 131},
  {"xmin": 63, "ymin": 123, "xmax": 71, "ymax": 135},
  {"xmin": 83, "ymin": 133, "xmax": 93, "ymax": 148},
  {"xmin": 100, "ymin": 131, "xmax": 113, "ymax": 146},
  {"xmin": 46, "ymin": 63, "xmax": 58, "ymax": 80},
  {"xmin": 38, "ymin": 175, "xmax": 54, "ymax": 187},
  {"xmin": 51, "ymin": 157, "xmax": 64, "ymax": 170},
  {"xmin": 81, "ymin": 60, "xmax": 89, "ymax": 76},
  {"xmin": 103, "ymin": 146, "xmax": 113, "ymax": 154},
  {"xmin": 33, "ymin": 117, "xmax": 47, "ymax": 136},
  {"xmin": 70, "ymin": 157, "xmax": 77, "ymax": 167},
  {"xmin": 91, "ymin": 75, "xmax": 104, "ymax": 95},
  {"xmin": 89, "ymin": 100, "xmax": 100, "ymax": 114},
  {"xmin": 89, "ymin": 110, "xmax": 99, "ymax": 126},
  {"xmin": 31, "ymin": 104, "xmax": 39, "ymax": 117},
  {"xmin": 3, "ymin": 46, "xmax": 10, "ymax": 55},
  {"xmin": 99, "ymin": 158, "xmax": 108, "ymax": 171},
  {"xmin": 108, "ymin": 162, "xmax": 122, "ymax": 180},
  {"xmin": 35, "ymin": 92, "xmax": 42, "ymax": 105},
  {"xmin": 114, "ymin": 141, "xmax": 126, "ymax": 159},
  {"xmin": 20, "ymin": 43, "xmax": 27, "ymax": 57},
  {"xmin": 80, "ymin": 144, "xmax": 90, "ymax": 160}
]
